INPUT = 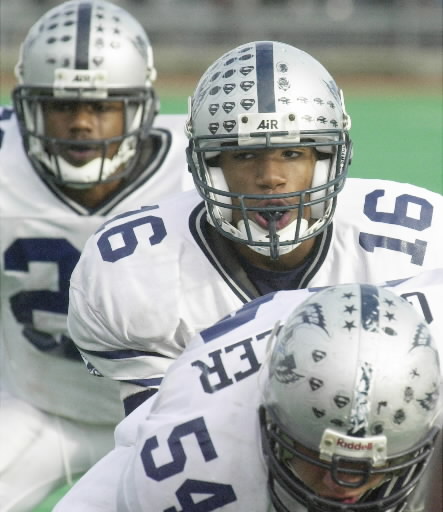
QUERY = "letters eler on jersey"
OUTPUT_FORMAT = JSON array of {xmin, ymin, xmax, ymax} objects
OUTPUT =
[
  {"xmin": 56, "ymin": 268, "xmax": 443, "ymax": 512},
  {"xmin": 68, "ymin": 176, "xmax": 443, "ymax": 404}
]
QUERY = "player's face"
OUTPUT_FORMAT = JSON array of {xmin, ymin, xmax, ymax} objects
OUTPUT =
[
  {"xmin": 218, "ymin": 146, "xmax": 317, "ymax": 230},
  {"xmin": 289, "ymin": 444, "xmax": 386, "ymax": 504},
  {"xmin": 42, "ymin": 100, "xmax": 125, "ymax": 167}
]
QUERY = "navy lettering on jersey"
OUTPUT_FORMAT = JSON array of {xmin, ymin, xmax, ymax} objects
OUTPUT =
[
  {"xmin": 141, "ymin": 417, "xmax": 237, "ymax": 511},
  {"xmin": 97, "ymin": 214, "xmax": 166, "ymax": 262},
  {"xmin": 192, "ymin": 331, "xmax": 272, "ymax": 394},
  {"xmin": 360, "ymin": 190, "xmax": 433, "ymax": 265},
  {"xmin": 4, "ymin": 238, "xmax": 81, "ymax": 357}
]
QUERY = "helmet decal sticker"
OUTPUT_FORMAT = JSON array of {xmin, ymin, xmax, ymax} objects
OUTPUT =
[
  {"xmin": 208, "ymin": 122, "xmax": 219, "ymax": 135},
  {"xmin": 416, "ymin": 388, "xmax": 439, "ymax": 411},
  {"xmin": 208, "ymin": 104, "xmax": 219, "ymax": 115},
  {"xmin": 223, "ymin": 83, "xmax": 236, "ymax": 94},
  {"xmin": 411, "ymin": 323, "xmax": 434, "ymax": 350},
  {"xmin": 277, "ymin": 77, "xmax": 290, "ymax": 91},
  {"xmin": 223, "ymin": 120, "xmax": 236, "ymax": 132},
  {"xmin": 348, "ymin": 361, "xmax": 374, "ymax": 436},
  {"xmin": 240, "ymin": 81, "xmax": 254, "ymax": 92},
  {"xmin": 240, "ymin": 98, "xmax": 255, "ymax": 110},
  {"xmin": 309, "ymin": 377, "xmax": 324, "ymax": 391},
  {"xmin": 276, "ymin": 61, "xmax": 288, "ymax": 73},
  {"xmin": 273, "ymin": 354, "xmax": 305, "ymax": 385},
  {"xmin": 76, "ymin": 2, "xmax": 93, "ymax": 69},
  {"xmin": 223, "ymin": 69, "xmax": 236, "ymax": 79},
  {"xmin": 222, "ymin": 102, "xmax": 235, "ymax": 113},
  {"xmin": 334, "ymin": 395, "xmax": 351, "ymax": 409},
  {"xmin": 360, "ymin": 284, "xmax": 380, "ymax": 332},
  {"xmin": 311, "ymin": 349, "xmax": 326, "ymax": 362},
  {"xmin": 240, "ymin": 65, "xmax": 254, "ymax": 75},
  {"xmin": 256, "ymin": 41, "xmax": 275, "ymax": 112}
]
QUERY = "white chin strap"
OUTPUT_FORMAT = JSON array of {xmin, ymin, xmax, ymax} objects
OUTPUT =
[
  {"xmin": 237, "ymin": 218, "xmax": 309, "ymax": 257},
  {"xmin": 33, "ymin": 140, "xmax": 136, "ymax": 189}
]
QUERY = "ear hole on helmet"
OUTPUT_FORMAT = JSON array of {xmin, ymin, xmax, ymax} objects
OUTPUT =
[{"xmin": 310, "ymin": 158, "xmax": 331, "ymax": 219}]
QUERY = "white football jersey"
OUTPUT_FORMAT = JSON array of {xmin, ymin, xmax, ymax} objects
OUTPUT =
[
  {"xmin": 0, "ymin": 107, "xmax": 193, "ymax": 423},
  {"xmin": 68, "ymin": 176, "xmax": 443, "ymax": 401},
  {"xmin": 116, "ymin": 269, "xmax": 443, "ymax": 512}
]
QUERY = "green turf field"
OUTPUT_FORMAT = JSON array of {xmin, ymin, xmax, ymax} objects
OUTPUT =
[{"xmin": 4, "ymin": 90, "xmax": 441, "ymax": 511}]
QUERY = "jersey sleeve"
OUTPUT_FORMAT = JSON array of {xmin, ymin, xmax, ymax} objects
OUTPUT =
[
  {"xmin": 67, "ymin": 194, "xmax": 243, "ymax": 403},
  {"xmin": 67, "ymin": 205, "xmax": 189, "ymax": 402}
]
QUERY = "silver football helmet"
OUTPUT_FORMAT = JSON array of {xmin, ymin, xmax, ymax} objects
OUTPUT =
[
  {"xmin": 261, "ymin": 284, "xmax": 441, "ymax": 512},
  {"xmin": 13, "ymin": 0, "xmax": 158, "ymax": 188},
  {"xmin": 186, "ymin": 41, "xmax": 352, "ymax": 259}
]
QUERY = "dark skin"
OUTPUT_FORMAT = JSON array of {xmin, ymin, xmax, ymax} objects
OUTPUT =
[
  {"xmin": 289, "ymin": 444, "xmax": 386, "ymax": 504},
  {"xmin": 42, "ymin": 100, "xmax": 135, "ymax": 209},
  {"xmin": 218, "ymin": 146, "xmax": 317, "ymax": 271}
]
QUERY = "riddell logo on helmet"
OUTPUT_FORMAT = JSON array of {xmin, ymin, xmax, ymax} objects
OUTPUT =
[
  {"xmin": 257, "ymin": 119, "xmax": 278, "ymax": 130},
  {"xmin": 336, "ymin": 439, "xmax": 373, "ymax": 451}
]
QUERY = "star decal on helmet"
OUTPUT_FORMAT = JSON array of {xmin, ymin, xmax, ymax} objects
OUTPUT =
[{"xmin": 343, "ymin": 320, "xmax": 356, "ymax": 331}]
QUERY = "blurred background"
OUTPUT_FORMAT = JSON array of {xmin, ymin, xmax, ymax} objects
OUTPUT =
[{"xmin": 1, "ymin": 0, "xmax": 442, "ymax": 193}]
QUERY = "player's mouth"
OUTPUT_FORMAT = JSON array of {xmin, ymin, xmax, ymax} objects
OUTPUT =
[
  {"xmin": 61, "ymin": 144, "xmax": 102, "ymax": 165},
  {"xmin": 254, "ymin": 201, "xmax": 294, "ymax": 231},
  {"xmin": 326, "ymin": 493, "xmax": 361, "ymax": 504}
]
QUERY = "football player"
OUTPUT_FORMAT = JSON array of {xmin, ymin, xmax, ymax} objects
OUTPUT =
[
  {"xmin": 57, "ymin": 275, "xmax": 442, "ymax": 511},
  {"xmin": 68, "ymin": 40, "xmax": 443, "ymax": 417},
  {"xmin": 0, "ymin": 0, "xmax": 192, "ymax": 510}
]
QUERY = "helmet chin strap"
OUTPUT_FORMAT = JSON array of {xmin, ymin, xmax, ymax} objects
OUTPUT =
[
  {"xmin": 34, "ymin": 138, "xmax": 136, "ymax": 188},
  {"xmin": 236, "ymin": 217, "xmax": 310, "ymax": 260}
]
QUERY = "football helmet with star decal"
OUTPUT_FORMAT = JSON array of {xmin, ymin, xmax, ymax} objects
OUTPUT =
[
  {"xmin": 185, "ymin": 41, "xmax": 352, "ymax": 259},
  {"xmin": 260, "ymin": 283, "xmax": 441, "ymax": 512},
  {"xmin": 13, "ymin": 0, "xmax": 158, "ymax": 188}
]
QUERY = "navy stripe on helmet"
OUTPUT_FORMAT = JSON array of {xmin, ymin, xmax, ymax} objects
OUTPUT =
[
  {"xmin": 255, "ymin": 42, "xmax": 275, "ymax": 113},
  {"xmin": 76, "ymin": 2, "xmax": 92, "ymax": 69},
  {"xmin": 360, "ymin": 284, "xmax": 380, "ymax": 332}
]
